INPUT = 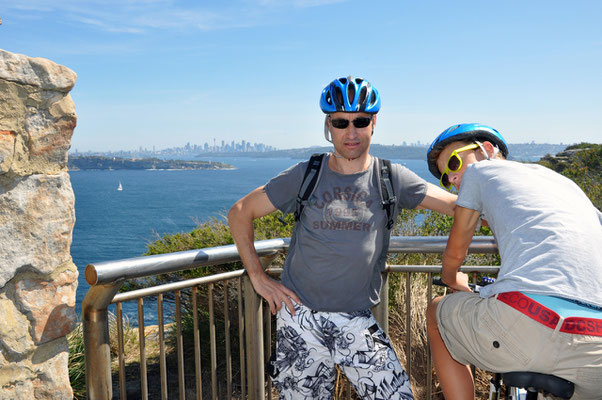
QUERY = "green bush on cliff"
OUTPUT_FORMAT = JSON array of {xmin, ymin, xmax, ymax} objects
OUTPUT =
[{"xmin": 133, "ymin": 212, "xmax": 295, "ymax": 285}]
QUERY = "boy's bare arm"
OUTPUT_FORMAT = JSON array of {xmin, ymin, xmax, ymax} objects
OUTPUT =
[
  {"xmin": 228, "ymin": 186, "xmax": 300, "ymax": 315},
  {"xmin": 441, "ymin": 206, "xmax": 481, "ymax": 291}
]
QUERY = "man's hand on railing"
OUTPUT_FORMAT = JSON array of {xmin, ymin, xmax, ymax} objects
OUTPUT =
[{"xmin": 249, "ymin": 272, "xmax": 301, "ymax": 316}]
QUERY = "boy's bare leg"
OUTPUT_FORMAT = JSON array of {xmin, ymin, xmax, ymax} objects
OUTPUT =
[{"xmin": 426, "ymin": 296, "xmax": 475, "ymax": 400}]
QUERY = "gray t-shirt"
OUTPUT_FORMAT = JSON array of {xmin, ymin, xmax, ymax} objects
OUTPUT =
[
  {"xmin": 457, "ymin": 160, "xmax": 602, "ymax": 307},
  {"xmin": 265, "ymin": 155, "xmax": 427, "ymax": 312}
]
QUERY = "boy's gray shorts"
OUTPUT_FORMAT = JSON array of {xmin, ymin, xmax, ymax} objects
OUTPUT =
[{"xmin": 436, "ymin": 292, "xmax": 602, "ymax": 399}]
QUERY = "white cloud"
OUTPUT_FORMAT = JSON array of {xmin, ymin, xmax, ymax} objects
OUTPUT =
[
  {"xmin": 292, "ymin": 0, "xmax": 345, "ymax": 7},
  {"xmin": 5, "ymin": 1, "xmax": 235, "ymax": 33},
  {"xmin": 256, "ymin": 0, "xmax": 345, "ymax": 7},
  {"xmin": 5, "ymin": 0, "xmax": 342, "ymax": 34},
  {"xmin": 69, "ymin": 15, "xmax": 145, "ymax": 34}
]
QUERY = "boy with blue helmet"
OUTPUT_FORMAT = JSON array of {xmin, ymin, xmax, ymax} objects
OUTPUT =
[
  {"xmin": 425, "ymin": 124, "xmax": 602, "ymax": 399},
  {"xmin": 229, "ymin": 76, "xmax": 457, "ymax": 399},
  {"xmin": 426, "ymin": 123, "xmax": 509, "ymax": 184}
]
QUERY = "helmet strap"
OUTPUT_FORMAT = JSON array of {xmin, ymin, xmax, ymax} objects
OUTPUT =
[
  {"xmin": 324, "ymin": 115, "xmax": 332, "ymax": 143},
  {"xmin": 331, "ymin": 150, "xmax": 358, "ymax": 162},
  {"xmin": 475, "ymin": 141, "xmax": 499, "ymax": 160},
  {"xmin": 330, "ymin": 149, "xmax": 360, "ymax": 161}
]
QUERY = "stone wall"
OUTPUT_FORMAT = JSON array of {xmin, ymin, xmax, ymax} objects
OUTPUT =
[{"xmin": 0, "ymin": 49, "xmax": 77, "ymax": 399}]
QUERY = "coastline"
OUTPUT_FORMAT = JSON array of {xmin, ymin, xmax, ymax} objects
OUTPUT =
[{"xmin": 68, "ymin": 155, "xmax": 235, "ymax": 171}]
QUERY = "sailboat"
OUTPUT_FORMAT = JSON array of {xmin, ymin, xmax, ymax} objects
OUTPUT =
[{"xmin": 117, "ymin": 181, "xmax": 123, "ymax": 191}]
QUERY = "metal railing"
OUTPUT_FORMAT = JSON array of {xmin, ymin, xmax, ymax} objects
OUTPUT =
[{"xmin": 82, "ymin": 236, "xmax": 498, "ymax": 399}]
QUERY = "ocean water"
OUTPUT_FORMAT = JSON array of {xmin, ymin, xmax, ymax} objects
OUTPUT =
[{"xmin": 71, "ymin": 156, "xmax": 434, "ymax": 324}]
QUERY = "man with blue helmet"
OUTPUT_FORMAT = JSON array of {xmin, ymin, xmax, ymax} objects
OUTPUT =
[
  {"xmin": 425, "ymin": 124, "xmax": 602, "ymax": 399},
  {"xmin": 228, "ymin": 76, "xmax": 456, "ymax": 399}
]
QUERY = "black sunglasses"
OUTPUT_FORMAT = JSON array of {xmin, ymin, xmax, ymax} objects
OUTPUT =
[{"xmin": 330, "ymin": 116, "xmax": 373, "ymax": 129}]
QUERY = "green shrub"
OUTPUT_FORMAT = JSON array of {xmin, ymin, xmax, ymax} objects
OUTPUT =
[{"xmin": 67, "ymin": 323, "xmax": 86, "ymax": 400}]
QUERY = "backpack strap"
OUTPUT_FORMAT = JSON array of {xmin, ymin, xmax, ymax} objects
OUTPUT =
[
  {"xmin": 294, "ymin": 154, "xmax": 397, "ymax": 228},
  {"xmin": 294, "ymin": 153, "xmax": 326, "ymax": 222},
  {"xmin": 378, "ymin": 158, "xmax": 397, "ymax": 229}
]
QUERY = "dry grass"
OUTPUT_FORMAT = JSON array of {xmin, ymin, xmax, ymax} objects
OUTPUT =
[
  {"xmin": 387, "ymin": 272, "xmax": 492, "ymax": 399},
  {"xmin": 388, "ymin": 273, "xmax": 433, "ymax": 398}
]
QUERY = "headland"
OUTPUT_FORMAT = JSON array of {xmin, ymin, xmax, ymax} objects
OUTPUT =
[{"xmin": 68, "ymin": 156, "xmax": 235, "ymax": 171}]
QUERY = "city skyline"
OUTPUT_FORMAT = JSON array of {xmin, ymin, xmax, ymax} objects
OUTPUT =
[
  {"xmin": 69, "ymin": 137, "xmax": 570, "ymax": 158},
  {"xmin": 3, "ymin": 1, "xmax": 601, "ymax": 151},
  {"xmin": 70, "ymin": 138, "xmax": 277, "ymax": 155}
]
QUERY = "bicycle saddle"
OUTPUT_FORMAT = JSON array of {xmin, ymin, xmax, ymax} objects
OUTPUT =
[{"xmin": 502, "ymin": 371, "xmax": 575, "ymax": 398}]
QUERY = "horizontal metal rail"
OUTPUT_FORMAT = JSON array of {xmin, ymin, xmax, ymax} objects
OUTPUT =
[
  {"xmin": 111, "ymin": 269, "xmax": 245, "ymax": 303},
  {"xmin": 84, "ymin": 238, "xmax": 288, "ymax": 286},
  {"xmin": 267, "ymin": 264, "xmax": 501, "ymax": 275},
  {"xmin": 388, "ymin": 236, "xmax": 497, "ymax": 254},
  {"xmin": 85, "ymin": 236, "xmax": 497, "ymax": 286},
  {"xmin": 82, "ymin": 236, "xmax": 498, "ymax": 399}
]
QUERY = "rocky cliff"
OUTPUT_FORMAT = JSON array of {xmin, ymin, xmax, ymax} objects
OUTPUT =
[{"xmin": 0, "ymin": 49, "xmax": 77, "ymax": 399}]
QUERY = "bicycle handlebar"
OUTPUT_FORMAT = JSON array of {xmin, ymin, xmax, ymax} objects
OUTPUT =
[{"xmin": 432, "ymin": 276, "xmax": 495, "ymax": 294}]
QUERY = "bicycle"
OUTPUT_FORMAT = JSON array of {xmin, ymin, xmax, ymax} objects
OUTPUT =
[{"xmin": 432, "ymin": 277, "xmax": 575, "ymax": 400}]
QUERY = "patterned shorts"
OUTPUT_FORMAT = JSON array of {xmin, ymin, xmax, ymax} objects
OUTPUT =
[{"xmin": 267, "ymin": 302, "xmax": 413, "ymax": 400}]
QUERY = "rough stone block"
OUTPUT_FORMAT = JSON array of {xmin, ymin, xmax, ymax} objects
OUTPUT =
[
  {"xmin": 0, "ymin": 130, "xmax": 16, "ymax": 174},
  {"xmin": 0, "ymin": 52, "xmax": 77, "ymax": 176},
  {"xmin": 0, "ymin": 295, "xmax": 35, "ymax": 359},
  {"xmin": 25, "ymin": 96, "xmax": 76, "ymax": 172},
  {"xmin": 0, "ymin": 49, "xmax": 76, "ymax": 92},
  {"xmin": 0, "ymin": 173, "xmax": 75, "ymax": 288},
  {"xmin": 14, "ymin": 265, "xmax": 78, "ymax": 344},
  {"xmin": 0, "ymin": 340, "xmax": 72, "ymax": 400}
]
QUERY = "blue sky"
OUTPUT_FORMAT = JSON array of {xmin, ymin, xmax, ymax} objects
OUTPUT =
[{"xmin": 2, "ymin": 0, "xmax": 601, "ymax": 151}]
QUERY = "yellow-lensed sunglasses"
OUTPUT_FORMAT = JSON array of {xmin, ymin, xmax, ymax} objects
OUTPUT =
[{"xmin": 440, "ymin": 143, "xmax": 479, "ymax": 190}]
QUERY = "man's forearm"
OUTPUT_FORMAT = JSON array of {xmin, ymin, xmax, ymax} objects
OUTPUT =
[
  {"xmin": 418, "ymin": 183, "xmax": 457, "ymax": 216},
  {"xmin": 227, "ymin": 195, "xmax": 301, "ymax": 315},
  {"xmin": 227, "ymin": 186, "xmax": 278, "ymax": 280},
  {"xmin": 228, "ymin": 210, "xmax": 267, "ymax": 279}
]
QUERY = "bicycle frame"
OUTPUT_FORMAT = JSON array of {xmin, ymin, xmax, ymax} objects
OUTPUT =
[{"xmin": 488, "ymin": 373, "xmax": 527, "ymax": 400}]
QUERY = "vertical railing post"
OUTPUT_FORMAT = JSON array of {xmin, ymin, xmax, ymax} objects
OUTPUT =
[
  {"xmin": 82, "ymin": 282, "xmax": 122, "ymax": 400},
  {"xmin": 238, "ymin": 278, "xmax": 247, "ymax": 400},
  {"xmin": 264, "ymin": 298, "xmax": 274, "ymax": 400},
  {"xmin": 405, "ymin": 272, "xmax": 412, "ymax": 377},
  {"xmin": 426, "ymin": 272, "xmax": 433, "ymax": 399},
  {"xmin": 244, "ymin": 274, "xmax": 264, "ymax": 399},
  {"xmin": 372, "ymin": 272, "xmax": 389, "ymax": 334},
  {"xmin": 244, "ymin": 255, "xmax": 276, "ymax": 400}
]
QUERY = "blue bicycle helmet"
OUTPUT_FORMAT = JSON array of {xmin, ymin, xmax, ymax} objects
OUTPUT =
[
  {"xmin": 427, "ymin": 123, "xmax": 509, "ymax": 179},
  {"xmin": 320, "ymin": 76, "xmax": 381, "ymax": 114}
]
